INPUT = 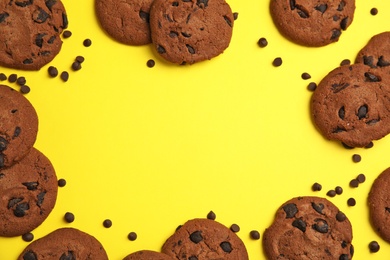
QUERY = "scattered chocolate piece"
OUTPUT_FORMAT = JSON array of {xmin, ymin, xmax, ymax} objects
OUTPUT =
[
  {"xmin": 272, "ymin": 57, "xmax": 282, "ymax": 67},
  {"xmin": 62, "ymin": 30, "xmax": 72, "ymax": 38},
  {"xmin": 335, "ymin": 186, "xmax": 343, "ymax": 195},
  {"xmin": 327, "ymin": 190, "xmax": 337, "ymax": 197},
  {"xmin": 71, "ymin": 61, "xmax": 82, "ymax": 71},
  {"xmin": 76, "ymin": 56, "xmax": 85, "ymax": 63},
  {"xmin": 58, "ymin": 178, "xmax": 66, "ymax": 187},
  {"xmin": 83, "ymin": 39, "xmax": 92, "ymax": 47},
  {"xmin": 16, "ymin": 76, "xmax": 26, "ymax": 86},
  {"xmin": 207, "ymin": 211, "xmax": 216, "ymax": 220},
  {"xmin": 0, "ymin": 73, "xmax": 7, "ymax": 81},
  {"xmin": 342, "ymin": 142, "xmax": 354, "ymax": 149},
  {"xmin": 230, "ymin": 224, "xmax": 240, "ymax": 233},
  {"xmin": 370, "ymin": 8, "xmax": 378, "ymax": 16},
  {"xmin": 307, "ymin": 82, "xmax": 317, "ymax": 91},
  {"xmin": 64, "ymin": 212, "xmax": 75, "ymax": 223},
  {"xmin": 301, "ymin": 72, "xmax": 311, "ymax": 80},
  {"xmin": 336, "ymin": 211, "xmax": 346, "ymax": 222},
  {"xmin": 103, "ymin": 219, "xmax": 112, "ymax": 228},
  {"xmin": 60, "ymin": 71, "xmax": 69, "ymax": 82},
  {"xmin": 22, "ymin": 232, "xmax": 34, "ymax": 242},
  {"xmin": 258, "ymin": 37, "xmax": 268, "ymax": 48},
  {"xmin": 233, "ymin": 12, "xmax": 238, "ymax": 20},
  {"xmin": 349, "ymin": 179, "xmax": 359, "ymax": 188},
  {"xmin": 352, "ymin": 154, "xmax": 361, "ymax": 163},
  {"xmin": 250, "ymin": 230, "xmax": 260, "ymax": 240},
  {"xmin": 357, "ymin": 174, "xmax": 366, "ymax": 183},
  {"xmin": 20, "ymin": 85, "xmax": 30, "ymax": 94},
  {"xmin": 147, "ymin": 59, "xmax": 155, "ymax": 68},
  {"xmin": 8, "ymin": 73, "xmax": 17, "ymax": 83},
  {"xmin": 128, "ymin": 232, "xmax": 137, "ymax": 241},
  {"xmin": 340, "ymin": 59, "xmax": 351, "ymax": 66},
  {"xmin": 365, "ymin": 142, "xmax": 374, "ymax": 149},
  {"xmin": 48, "ymin": 66, "xmax": 58, "ymax": 77},
  {"xmin": 347, "ymin": 198, "xmax": 356, "ymax": 206},
  {"xmin": 312, "ymin": 182, "xmax": 322, "ymax": 191},
  {"xmin": 369, "ymin": 241, "xmax": 380, "ymax": 253}
]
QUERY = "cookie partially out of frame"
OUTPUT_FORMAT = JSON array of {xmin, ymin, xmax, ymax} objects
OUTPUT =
[
  {"xmin": 263, "ymin": 196, "xmax": 353, "ymax": 260},
  {"xmin": 162, "ymin": 218, "xmax": 249, "ymax": 260},
  {"xmin": 356, "ymin": 31, "xmax": 390, "ymax": 69},
  {"xmin": 270, "ymin": 0, "xmax": 355, "ymax": 47},
  {"xmin": 95, "ymin": 0, "xmax": 154, "ymax": 45},
  {"xmin": 123, "ymin": 250, "xmax": 175, "ymax": 260},
  {"xmin": 0, "ymin": 148, "xmax": 57, "ymax": 237},
  {"xmin": 0, "ymin": 85, "xmax": 38, "ymax": 168},
  {"xmin": 368, "ymin": 167, "xmax": 390, "ymax": 243},
  {"xmin": 0, "ymin": 0, "xmax": 68, "ymax": 70},
  {"xmin": 311, "ymin": 64, "xmax": 390, "ymax": 147},
  {"xmin": 149, "ymin": 0, "xmax": 234, "ymax": 64},
  {"xmin": 18, "ymin": 228, "xmax": 109, "ymax": 259}
]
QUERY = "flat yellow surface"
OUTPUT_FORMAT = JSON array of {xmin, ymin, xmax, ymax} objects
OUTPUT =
[{"xmin": 1, "ymin": 0, "xmax": 390, "ymax": 259}]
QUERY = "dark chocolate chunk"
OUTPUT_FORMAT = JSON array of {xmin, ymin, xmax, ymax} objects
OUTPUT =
[
  {"xmin": 146, "ymin": 59, "xmax": 155, "ymax": 68},
  {"xmin": 220, "ymin": 241, "xmax": 232, "ymax": 253},
  {"xmin": 327, "ymin": 190, "xmax": 336, "ymax": 197},
  {"xmin": 331, "ymin": 29, "xmax": 341, "ymax": 40},
  {"xmin": 283, "ymin": 203, "xmax": 298, "ymax": 218},
  {"xmin": 62, "ymin": 30, "xmax": 72, "ymax": 38},
  {"xmin": 340, "ymin": 17, "xmax": 348, "ymax": 30},
  {"xmin": 357, "ymin": 174, "xmax": 366, "ymax": 183},
  {"xmin": 23, "ymin": 251, "xmax": 38, "ymax": 260},
  {"xmin": 59, "ymin": 251, "xmax": 75, "ymax": 260},
  {"xmin": 347, "ymin": 198, "xmax": 356, "ymax": 206},
  {"xmin": 0, "ymin": 12, "xmax": 9, "ymax": 23},
  {"xmin": 48, "ymin": 66, "xmax": 58, "ymax": 77},
  {"xmin": 312, "ymin": 219, "xmax": 329, "ymax": 233},
  {"xmin": 292, "ymin": 218, "xmax": 306, "ymax": 232},
  {"xmin": 186, "ymin": 44, "xmax": 195, "ymax": 54},
  {"xmin": 315, "ymin": 4, "xmax": 327, "ymax": 13},
  {"xmin": 83, "ymin": 39, "xmax": 92, "ymax": 47},
  {"xmin": 157, "ymin": 45, "xmax": 166, "ymax": 54},
  {"xmin": 58, "ymin": 178, "xmax": 66, "ymax": 187},
  {"xmin": 196, "ymin": 0, "xmax": 208, "ymax": 8},
  {"xmin": 349, "ymin": 179, "xmax": 359, "ymax": 188},
  {"xmin": 0, "ymin": 137, "xmax": 7, "ymax": 151},
  {"xmin": 190, "ymin": 231, "xmax": 203, "ymax": 243},
  {"xmin": 14, "ymin": 202, "xmax": 30, "ymax": 217},
  {"xmin": 139, "ymin": 10, "xmax": 150, "ymax": 22},
  {"xmin": 33, "ymin": 8, "xmax": 49, "ymax": 23},
  {"xmin": 37, "ymin": 192, "xmax": 46, "ymax": 206},
  {"xmin": 311, "ymin": 202, "xmax": 324, "ymax": 214},
  {"xmin": 335, "ymin": 186, "xmax": 343, "ymax": 195},
  {"xmin": 338, "ymin": 106, "xmax": 345, "ymax": 119},
  {"xmin": 20, "ymin": 85, "xmax": 30, "ymax": 94},
  {"xmin": 336, "ymin": 211, "xmax": 346, "ymax": 222},
  {"xmin": 22, "ymin": 182, "xmax": 38, "ymax": 190},
  {"xmin": 307, "ymin": 82, "xmax": 317, "ymax": 91},
  {"xmin": 364, "ymin": 72, "xmax": 380, "ymax": 82},
  {"xmin": 8, "ymin": 74, "xmax": 17, "ymax": 83}
]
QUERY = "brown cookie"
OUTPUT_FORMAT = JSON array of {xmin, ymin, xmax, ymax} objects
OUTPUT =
[
  {"xmin": 0, "ymin": 0, "xmax": 68, "ymax": 70},
  {"xmin": 95, "ymin": 0, "xmax": 154, "ymax": 45},
  {"xmin": 149, "ymin": 0, "xmax": 234, "ymax": 64},
  {"xmin": 310, "ymin": 64, "xmax": 390, "ymax": 147},
  {"xmin": 263, "ymin": 196, "xmax": 353, "ymax": 260},
  {"xmin": 368, "ymin": 167, "xmax": 390, "ymax": 242},
  {"xmin": 270, "ymin": 0, "xmax": 355, "ymax": 47},
  {"xmin": 356, "ymin": 32, "xmax": 390, "ymax": 69},
  {"xmin": 162, "ymin": 218, "xmax": 249, "ymax": 260},
  {"xmin": 0, "ymin": 147, "xmax": 57, "ymax": 237},
  {"xmin": 0, "ymin": 85, "xmax": 38, "ymax": 168},
  {"xmin": 123, "ymin": 250, "xmax": 175, "ymax": 260},
  {"xmin": 18, "ymin": 227, "xmax": 109, "ymax": 259}
]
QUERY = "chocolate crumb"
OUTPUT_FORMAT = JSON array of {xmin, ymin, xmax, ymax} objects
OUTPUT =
[
  {"xmin": 64, "ymin": 212, "xmax": 75, "ymax": 223},
  {"xmin": 22, "ymin": 232, "xmax": 34, "ymax": 242},
  {"xmin": 230, "ymin": 224, "xmax": 240, "ymax": 233},
  {"xmin": 347, "ymin": 198, "xmax": 356, "ymax": 206},
  {"xmin": 301, "ymin": 72, "xmax": 311, "ymax": 80},
  {"xmin": 128, "ymin": 232, "xmax": 137, "ymax": 241},
  {"xmin": 257, "ymin": 37, "xmax": 268, "ymax": 48},
  {"xmin": 352, "ymin": 154, "xmax": 361, "ymax": 163},
  {"xmin": 58, "ymin": 178, "xmax": 66, "ymax": 187},
  {"xmin": 369, "ymin": 241, "xmax": 380, "ymax": 253},
  {"xmin": 103, "ymin": 219, "xmax": 112, "ymax": 228},
  {"xmin": 207, "ymin": 211, "xmax": 216, "ymax": 220}
]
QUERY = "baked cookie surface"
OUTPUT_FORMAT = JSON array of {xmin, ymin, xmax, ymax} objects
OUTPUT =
[
  {"xmin": 311, "ymin": 64, "xmax": 390, "ymax": 147},
  {"xmin": 18, "ymin": 227, "xmax": 109, "ymax": 259},
  {"xmin": 149, "ymin": 0, "xmax": 234, "ymax": 64},
  {"xmin": 263, "ymin": 196, "xmax": 353, "ymax": 260},
  {"xmin": 356, "ymin": 31, "xmax": 390, "ymax": 69},
  {"xmin": 0, "ymin": 85, "xmax": 38, "ymax": 168},
  {"xmin": 0, "ymin": 148, "xmax": 57, "ymax": 237},
  {"xmin": 162, "ymin": 218, "xmax": 248, "ymax": 260},
  {"xmin": 95, "ymin": 0, "xmax": 154, "ymax": 45},
  {"xmin": 0, "ymin": 0, "xmax": 68, "ymax": 70},
  {"xmin": 123, "ymin": 250, "xmax": 175, "ymax": 260},
  {"xmin": 270, "ymin": 0, "xmax": 355, "ymax": 47}
]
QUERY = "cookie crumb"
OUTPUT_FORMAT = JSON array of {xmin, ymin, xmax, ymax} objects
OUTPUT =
[
  {"xmin": 272, "ymin": 57, "xmax": 282, "ymax": 67},
  {"xmin": 347, "ymin": 198, "xmax": 356, "ymax": 206},
  {"xmin": 369, "ymin": 241, "xmax": 380, "ymax": 253},
  {"xmin": 311, "ymin": 182, "xmax": 322, "ymax": 191},
  {"xmin": 370, "ymin": 8, "xmax": 378, "ymax": 16},
  {"xmin": 103, "ymin": 219, "xmax": 112, "ymax": 228},
  {"xmin": 301, "ymin": 72, "xmax": 311, "ymax": 80},
  {"xmin": 250, "ymin": 230, "xmax": 260, "ymax": 240},
  {"xmin": 128, "ymin": 232, "xmax": 137, "ymax": 241},
  {"xmin": 58, "ymin": 178, "xmax": 67, "ymax": 187},
  {"xmin": 147, "ymin": 59, "xmax": 155, "ymax": 68},
  {"xmin": 230, "ymin": 224, "xmax": 240, "ymax": 233},
  {"xmin": 207, "ymin": 211, "xmax": 216, "ymax": 220},
  {"xmin": 83, "ymin": 39, "xmax": 92, "ymax": 47},
  {"xmin": 64, "ymin": 212, "xmax": 75, "ymax": 223},
  {"xmin": 257, "ymin": 37, "xmax": 268, "ymax": 48},
  {"xmin": 22, "ymin": 232, "xmax": 34, "ymax": 242},
  {"xmin": 352, "ymin": 154, "xmax": 361, "ymax": 163},
  {"xmin": 307, "ymin": 82, "xmax": 317, "ymax": 91}
]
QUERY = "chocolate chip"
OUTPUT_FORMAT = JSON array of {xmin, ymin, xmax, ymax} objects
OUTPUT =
[
  {"xmin": 365, "ymin": 142, "xmax": 374, "ymax": 149},
  {"xmin": 0, "ymin": 73, "xmax": 7, "ymax": 81},
  {"xmin": 340, "ymin": 59, "xmax": 351, "ymax": 66},
  {"xmin": 206, "ymin": 211, "xmax": 216, "ymax": 220},
  {"xmin": 139, "ymin": 10, "xmax": 150, "ymax": 22},
  {"xmin": 58, "ymin": 178, "xmax": 67, "ymax": 187},
  {"xmin": 196, "ymin": 0, "xmax": 209, "ymax": 8},
  {"xmin": 157, "ymin": 45, "xmax": 166, "ymax": 54},
  {"xmin": 315, "ymin": 4, "xmax": 327, "ymax": 13},
  {"xmin": 364, "ymin": 72, "xmax": 380, "ymax": 82},
  {"xmin": 336, "ymin": 211, "xmax": 346, "ymax": 222},
  {"xmin": 332, "ymin": 82, "xmax": 350, "ymax": 93},
  {"xmin": 169, "ymin": 31, "xmax": 179, "ymax": 38},
  {"xmin": 370, "ymin": 8, "xmax": 378, "ymax": 16},
  {"xmin": 48, "ymin": 66, "xmax": 58, "ymax": 77},
  {"xmin": 8, "ymin": 74, "xmax": 17, "ymax": 83},
  {"xmin": 23, "ymin": 59, "xmax": 33, "ymax": 65},
  {"xmin": 233, "ymin": 12, "xmax": 238, "ymax": 20},
  {"xmin": 283, "ymin": 203, "xmax": 298, "ymax": 218},
  {"xmin": 337, "ymin": 1, "xmax": 345, "ymax": 11},
  {"xmin": 311, "ymin": 202, "xmax": 324, "ymax": 214},
  {"xmin": 60, "ymin": 71, "xmax": 69, "ymax": 82},
  {"xmin": 352, "ymin": 154, "xmax": 361, "ymax": 163},
  {"xmin": 60, "ymin": 251, "xmax": 75, "ymax": 260},
  {"xmin": 17, "ymin": 76, "xmax": 26, "ymax": 86},
  {"xmin": 0, "ymin": 154, "xmax": 4, "ymax": 168},
  {"xmin": 35, "ymin": 34, "xmax": 45, "ymax": 48},
  {"xmin": 37, "ymin": 192, "xmax": 46, "ymax": 206},
  {"xmin": 64, "ymin": 212, "xmax": 75, "ymax": 223},
  {"xmin": 349, "ymin": 179, "xmax": 359, "ymax": 188},
  {"xmin": 0, "ymin": 13, "xmax": 9, "ymax": 23},
  {"xmin": 289, "ymin": 0, "xmax": 296, "ymax": 10},
  {"xmin": 20, "ymin": 85, "xmax": 30, "ymax": 94},
  {"xmin": 340, "ymin": 17, "xmax": 348, "ymax": 30},
  {"xmin": 272, "ymin": 57, "xmax": 282, "ymax": 67},
  {"xmin": 357, "ymin": 105, "xmax": 368, "ymax": 119},
  {"xmin": 311, "ymin": 182, "xmax": 322, "ymax": 191},
  {"xmin": 23, "ymin": 251, "xmax": 37, "ymax": 260},
  {"xmin": 103, "ymin": 219, "xmax": 112, "ymax": 228},
  {"xmin": 128, "ymin": 231, "xmax": 137, "ymax": 241},
  {"xmin": 257, "ymin": 37, "xmax": 268, "ymax": 47},
  {"xmin": 296, "ymin": 5, "xmax": 309, "ymax": 18},
  {"xmin": 341, "ymin": 142, "xmax": 354, "ymax": 149},
  {"xmin": 83, "ymin": 39, "xmax": 92, "ymax": 47},
  {"xmin": 338, "ymin": 106, "xmax": 345, "ymax": 119},
  {"xmin": 71, "ymin": 61, "xmax": 82, "ymax": 71},
  {"xmin": 377, "ymin": 56, "xmax": 390, "ymax": 67},
  {"xmin": 190, "ymin": 231, "xmax": 203, "ymax": 243},
  {"xmin": 327, "ymin": 190, "xmax": 336, "ymax": 197},
  {"xmin": 22, "ymin": 182, "xmax": 38, "ymax": 190},
  {"xmin": 230, "ymin": 224, "xmax": 240, "ymax": 232},
  {"xmin": 249, "ymin": 230, "xmax": 260, "ymax": 240},
  {"xmin": 186, "ymin": 44, "xmax": 195, "ymax": 54},
  {"xmin": 312, "ymin": 218, "xmax": 329, "ymax": 233},
  {"xmin": 339, "ymin": 254, "xmax": 349, "ymax": 260},
  {"xmin": 363, "ymin": 56, "xmax": 375, "ymax": 68},
  {"xmin": 14, "ymin": 202, "xmax": 30, "ymax": 217},
  {"xmin": 188, "ymin": 256, "xmax": 198, "ymax": 260},
  {"xmin": 47, "ymin": 36, "xmax": 56, "ymax": 44},
  {"xmin": 8, "ymin": 198, "xmax": 23, "ymax": 208},
  {"xmin": 22, "ymin": 232, "xmax": 34, "ymax": 242},
  {"xmin": 220, "ymin": 241, "xmax": 232, "ymax": 253},
  {"xmin": 331, "ymin": 29, "xmax": 341, "ymax": 40},
  {"xmin": 292, "ymin": 218, "xmax": 306, "ymax": 232},
  {"xmin": 223, "ymin": 15, "xmax": 232, "ymax": 27},
  {"xmin": 369, "ymin": 241, "xmax": 380, "ymax": 253},
  {"xmin": 335, "ymin": 186, "xmax": 343, "ymax": 195},
  {"xmin": 0, "ymin": 137, "xmax": 7, "ymax": 151},
  {"xmin": 172, "ymin": 1, "xmax": 179, "ymax": 6},
  {"xmin": 33, "ymin": 8, "xmax": 49, "ymax": 23},
  {"xmin": 15, "ymin": 0, "xmax": 33, "ymax": 7},
  {"xmin": 307, "ymin": 82, "xmax": 317, "ymax": 91},
  {"xmin": 62, "ymin": 30, "xmax": 72, "ymax": 38},
  {"xmin": 76, "ymin": 56, "xmax": 85, "ymax": 63},
  {"xmin": 147, "ymin": 59, "xmax": 155, "ymax": 68},
  {"xmin": 357, "ymin": 174, "xmax": 366, "ymax": 183},
  {"xmin": 347, "ymin": 198, "xmax": 356, "ymax": 206},
  {"xmin": 45, "ymin": 0, "xmax": 56, "ymax": 10},
  {"xmin": 301, "ymin": 72, "xmax": 311, "ymax": 80}
]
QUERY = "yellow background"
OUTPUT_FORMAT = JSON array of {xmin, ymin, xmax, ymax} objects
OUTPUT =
[{"xmin": 1, "ymin": 0, "xmax": 390, "ymax": 259}]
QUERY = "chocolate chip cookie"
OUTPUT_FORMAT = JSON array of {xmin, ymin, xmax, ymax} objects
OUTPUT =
[
  {"xmin": 95, "ymin": 0, "xmax": 154, "ymax": 45},
  {"xmin": 311, "ymin": 64, "xmax": 390, "ymax": 147},
  {"xmin": 0, "ymin": 148, "xmax": 57, "ymax": 237},
  {"xmin": 356, "ymin": 32, "xmax": 390, "ymax": 69},
  {"xmin": 18, "ymin": 227, "xmax": 109, "ymax": 259},
  {"xmin": 162, "ymin": 218, "xmax": 249, "ymax": 260},
  {"xmin": 0, "ymin": 0, "xmax": 68, "ymax": 70},
  {"xmin": 123, "ymin": 250, "xmax": 175, "ymax": 260},
  {"xmin": 270, "ymin": 0, "xmax": 355, "ymax": 47},
  {"xmin": 149, "ymin": 0, "xmax": 234, "ymax": 64},
  {"xmin": 0, "ymin": 85, "xmax": 38, "ymax": 168},
  {"xmin": 263, "ymin": 196, "xmax": 353, "ymax": 259},
  {"xmin": 368, "ymin": 167, "xmax": 390, "ymax": 242}
]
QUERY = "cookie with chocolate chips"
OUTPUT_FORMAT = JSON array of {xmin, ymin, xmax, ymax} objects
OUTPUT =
[
  {"xmin": 95, "ymin": 0, "xmax": 154, "ymax": 45},
  {"xmin": 149, "ymin": 0, "xmax": 234, "ymax": 64},
  {"xmin": 18, "ymin": 227, "xmax": 109, "ymax": 259},
  {"xmin": 270, "ymin": 0, "xmax": 355, "ymax": 47},
  {"xmin": 356, "ymin": 32, "xmax": 390, "ymax": 70},
  {"xmin": 311, "ymin": 64, "xmax": 390, "ymax": 147},
  {"xmin": 0, "ymin": 85, "xmax": 38, "ymax": 168},
  {"xmin": 162, "ymin": 218, "xmax": 248, "ymax": 260},
  {"xmin": 0, "ymin": 0, "xmax": 68, "ymax": 70},
  {"xmin": 123, "ymin": 250, "xmax": 175, "ymax": 260},
  {"xmin": 368, "ymin": 167, "xmax": 390, "ymax": 243},
  {"xmin": 263, "ymin": 196, "xmax": 353, "ymax": 260},
  {"xmin": 0, "ymin": 148, "xmax": 57, "ymax": 237}
]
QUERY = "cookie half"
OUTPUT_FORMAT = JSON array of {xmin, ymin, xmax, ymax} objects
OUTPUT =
[
  {"xmin": 18, "ymin": 227, "xmax": 109, "ymax": 259},
  {"xmin": 263, "ymin": 196, "xmax": 353, "ymax": 259},
  {"xmin": 162, "ymin": 218, "xmax": 248, "ymax": 260},
  {"xmin": 0, "ymin": 148, "xmax": 57, "ymax": 237},
  {"xmin": 95, "ymin": 0, "xmax": 154, "ymax": 45},
  {"xmin": 149, "ymin": 0, "xmax": 234, "ymax": 64},
  {"xmin": 0, "ymin": 0, "xmax": 68, "ymax": 70},
  {"xmin": 270, "ymin": 0, "xmax": 355, "ymax": 47},
  {"xmin": 123, "ymin": 250, "xmax": 175, "ymax": 260},
  {"xmin": 311, "ymin": 64, "xmax": 390, "ymax": 147},
  {"xmin": 0, "ymin": 85, "xmax": 38, "ymax": 168},
  {"xmin": 368, "ymin": 167, "xmax": 390, "ymax": 242},
  {"xmin": 356, "ymin": 31, "xmax": 390, "ymax": 69}
]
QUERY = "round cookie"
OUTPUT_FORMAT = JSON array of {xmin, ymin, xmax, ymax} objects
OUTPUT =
[
  {"xmin": 263, "ymin": 196, "xmax": 353, "ymax": 260},
  {"xmin": 0, "ymin": 147, "xmax": 57, "ymax": 237},
  {"xmin": 95, "ymin": 0, "xmax": 154, "ymax": 45},
  {"xmin": 149, "ymin": 0, "xmax": 234, "ymax": 64},
  {"xmin": 356, "ymin": 31, "xmax": 390, "ymax": 69},
  {"xmin": 311, "ymin": 64, "xmax": 390, "ymax": 147},
  {"xmin": 0, "ymin": 0, "xmax": 68, "ymax": 70},
  {"xmin": 0, "ymin": 85, "xmax": 38, "ymax": 168},
  {"xmin": 18, "ymin": 227, "xmax": 109, "ymax": 259},
  {"xmin": 368, "ymin": 167, "xmax": 390, "ymax": 242},
  {"xmin": 123, "ymin": 250, "xmax": 175, "ymax": 260},
  {"xmin": 162, "ymin": 218, "xmax": 248, "ymax": 260},
  {"xmin": 270, "ymin": 0, "xmax": 355, "ymax": 47}
]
